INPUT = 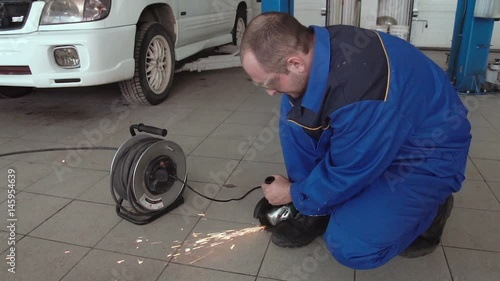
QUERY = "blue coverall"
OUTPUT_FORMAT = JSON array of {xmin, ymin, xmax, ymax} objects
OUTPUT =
[{"xmin": 280, "ymin": 25, "xmax": 472, "ymax": 269}]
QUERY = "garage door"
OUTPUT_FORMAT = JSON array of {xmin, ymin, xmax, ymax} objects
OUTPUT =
[{"xmin": 411, "ymin": 0, "xmax": 500, "ymax": 49}]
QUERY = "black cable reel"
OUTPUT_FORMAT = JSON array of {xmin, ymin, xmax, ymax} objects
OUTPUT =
[{"xmin": 110, "ymin": 124, "xmax": 187, "ymax": 225}]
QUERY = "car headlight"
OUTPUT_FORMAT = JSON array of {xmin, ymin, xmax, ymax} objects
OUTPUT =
[{"xmin": 40, "ymin": 0, "xmax": 111, "ymax": 25}]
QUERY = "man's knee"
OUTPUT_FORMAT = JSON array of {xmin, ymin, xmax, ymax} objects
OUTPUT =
[{"xmin": 324, "ymin": 232, "xmax": 396, "ymax": 270}]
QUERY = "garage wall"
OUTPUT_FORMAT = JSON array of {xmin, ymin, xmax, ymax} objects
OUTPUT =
[{"xmin": 411, "ymin": 0, "xmax": 500, "ymax": 49}]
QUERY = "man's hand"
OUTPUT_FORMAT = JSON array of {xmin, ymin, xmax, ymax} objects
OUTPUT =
[{"xmin": 261, "ymin": 175, "xmax": 293, "ymax": 206}]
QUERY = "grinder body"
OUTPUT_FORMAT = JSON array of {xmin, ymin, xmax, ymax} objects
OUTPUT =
[{"xmin": 253, "ymin": 176, "xmax": 298, "ymax": 227}]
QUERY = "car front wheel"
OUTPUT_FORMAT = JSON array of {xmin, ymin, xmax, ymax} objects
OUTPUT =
[{"xmin": 119, "ymin": 22, "xmax": 175, "ymax": 105}]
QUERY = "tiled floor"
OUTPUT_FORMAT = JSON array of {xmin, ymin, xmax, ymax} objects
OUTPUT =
[{"xmin": 0, "ymin": 51, "xmax": 500, "ymax": 281}]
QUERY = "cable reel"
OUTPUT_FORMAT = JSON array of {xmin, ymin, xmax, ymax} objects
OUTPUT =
[{"xmin": 110, "ymin": 124, "xmax": 186, "ymax": 225}]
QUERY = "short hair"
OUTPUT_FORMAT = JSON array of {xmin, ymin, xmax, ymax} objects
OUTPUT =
[{"xmin": 240, "ymin": 12, "xmax": 314, "ymax": 74}]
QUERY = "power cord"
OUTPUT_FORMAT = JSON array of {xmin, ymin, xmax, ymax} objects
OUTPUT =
[
  {"xmin": 0, "ymin": 147, "xmax": 118, "ymax": 158},
  {"xmin": 169, "ymin": 174, "xmax": 261, "ymax": 202},
  {"xmin": 0, "ymin": 146, "xmax": 261, "ymax": 202}
]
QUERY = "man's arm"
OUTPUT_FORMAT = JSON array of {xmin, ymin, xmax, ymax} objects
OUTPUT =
[{"xmin": 287, "ymin": 100, "xmax": 414, "ymax": 215}]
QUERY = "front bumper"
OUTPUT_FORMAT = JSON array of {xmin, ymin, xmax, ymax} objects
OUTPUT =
[{"xmin": 0, "ymin": 25, "xmax": 136, "ymax": 88}]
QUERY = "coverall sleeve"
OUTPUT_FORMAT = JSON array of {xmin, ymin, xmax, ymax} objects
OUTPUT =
[{"xmin": 288, "ymin": 100, "xmax": 414, "ymax": 216}]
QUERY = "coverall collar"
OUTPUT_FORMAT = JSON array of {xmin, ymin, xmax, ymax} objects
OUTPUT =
[{"xmin": 300, "ymin": 26, "xmax": 331, "ymax": 113}]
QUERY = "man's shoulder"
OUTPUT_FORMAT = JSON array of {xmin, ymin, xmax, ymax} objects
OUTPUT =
[{"xmin": 322, "ymin": 26, "xmax": 390, "ymax": 115}]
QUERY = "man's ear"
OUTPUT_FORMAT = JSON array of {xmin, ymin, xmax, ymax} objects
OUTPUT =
[{"xmin": 286, "ymin": 56, "xmax": 306, "ymax": 73}]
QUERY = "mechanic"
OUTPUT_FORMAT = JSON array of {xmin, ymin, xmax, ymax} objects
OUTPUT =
[{"xmin": 240, "ymin": 12, "xmax": 472, "ymax": 270}]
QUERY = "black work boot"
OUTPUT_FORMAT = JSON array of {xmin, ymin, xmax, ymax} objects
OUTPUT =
[
  {"xmin": 400, "ymin": 195, "xmax": 454, "ymax": 258},
  {"xmin": 271, "ymin": 214, "xmax": 330, "ymax": 248}
]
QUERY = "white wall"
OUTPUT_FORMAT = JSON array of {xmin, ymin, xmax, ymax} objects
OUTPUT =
[{"xmin": 411, "ymin": 0, "xmax": 500, "ymax": 49}]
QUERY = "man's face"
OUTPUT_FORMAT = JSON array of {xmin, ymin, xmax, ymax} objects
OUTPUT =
[{"xmin": 242, "ymin": 52, "xmax": 308, "ymax": 99}]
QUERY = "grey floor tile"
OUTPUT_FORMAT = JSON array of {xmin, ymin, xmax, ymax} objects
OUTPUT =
[
  {"xmin": 55, "ymin": 122, "xmax": 117, "ymax": 147},
  {"xmin": 63, "ymin": 148, "xmax": 116, "ymax": 171},
  {"xmin": 0, "ymin": 137, "xmax": 13, "ymax": 145},
  {"xmin": 173, "ymin": 219, "xmax": 271, "ymax": 275},
  {"xmin": 445, "ymin": 247, "xmax": 500, "ymax": 281},
  {"xmin": 488, "ymin": 181, "xmax": 500, "ymax": 201},
  {"xmin": 204, "ymin": 186, "xmax": 264, "ymax": 224},
  {"xmin": 0, "ymin": 231, "xmax": 23, "ymax": 256},
  {"xmin": 16, "ymin": 143, "xmax": 71, "ymax": 164},
  {"xmin": 0, "ymin": 192, "xmax": 71, "ymax": 235},
  {"xmin": 465, "ymin": 158, "xmax": 483, "ymax": 181},
  {"xmin": 468, "ymin": 112, "xmax": 493, "ymax": 128},
  {"xmin": 455, "ymin": 180, "xmax": 500, "ymax": 211},
  {"xmin": 20, "ymin": 125, "xmax": 81, "ymax": 143},
  {"xmin": 26, "ymin": 167, "xmax": 107, "ymax": 199},
  {"xmin": 77, "ymin": 174, "xmax": 115, "ymax": 205},
  {"xmin": 0, "ymin": 121, "xmax": 40, "ymax": 138},
  {"xmin": 159, "ymin": 263, "xmax": 255, "ymax": 281},
  {"xmin": 237, "ymin": 96, "xmax": 281, "ymax": 113},
  {"xmin": 96, "ymin": 213, "xmax": 198, "ymax": 261},
  {"xmin": 226, "ymin": 161, "xmax": 287, "ymax": 188},
  {"xmin": 225, "ymin": 111, "xmax": 273, "ymax": 126},
  {"xmin": 185, "ymin": 109, "xmax": 233, "ymax": 123},
  {"xmin": 0, "ymin": 237, "xmax": 89, "ymax": 281},
  {"xmin": 0, "ymin": 158, "xmax": 16, "ymax": 170},
  {"xmin": 0, "ymin": 139, "xmax": 56, "ymax": 162},
  {"xmin": 356, "ymin": 246, "xmax": 451, "ymax": 281},
  {"xmin": 0, "ymin": 188, "xmax": 7, "ymax": 203},
  {"xmin": 472, "ymin": 159, "xmax": 500, "ymax": 181},
  {"xmin": 471, "ymin": 127, "xmax": 500, "ymax": 142},
  {"xmin": 469, "ymin": 141, "xmax": 500, "ymax": 159},
  {"xmin": 166, "ymin": 135, "xmax": 205, "ymax": 156},
  {"xmin": 243, "ymin": 141, "xmax": 284, "ymax": 163},
  {"xmin": 260, "ymin": 239, "xmax": 353, "ymax": 281},
  {"xmin": 442, "ymin": 208, "xmax": 500, "ymax": 252},
  {"xmin": 186, "ymin": 156, "xmax": 239, "ymax": 184},
  {"xmin": 209, "ymin": 123, "xmax": 264, "ymax": 141},
  {"xmin": 168, "ymin": 120, "xmax": 221, "ymax": 137},
  {"xmin": 30, "ymin": 201, "xmax": 121, "ymax": 247},
  {"xmin": 0, "ymin": 161, "xmax": 54, "ymax": 190},
  {"xmin": 103, "ymin": 127, "xmax": 136, "ymax": 146},
  {"xmin": 191, "ymin": 138, "xmax": 249, "ymax": 160},
  {"xmin": 60, "ymin": 249, "xmax": 167, "ymax": 281},
  {"xmin": 169, "ymin": 181, "xmax": 221, "ymax": 217}
]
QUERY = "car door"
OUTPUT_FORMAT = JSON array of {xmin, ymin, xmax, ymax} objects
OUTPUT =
[{"xmin": 176, "ymin": 0, "xmax": 234, "ymax": 47}]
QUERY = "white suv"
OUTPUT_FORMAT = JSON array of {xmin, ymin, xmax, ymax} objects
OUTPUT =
[{"xmin": 0, "ymin": 0, "xmax": 253, "ymax": 105}]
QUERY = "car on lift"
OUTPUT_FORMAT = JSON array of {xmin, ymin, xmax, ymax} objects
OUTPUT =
[{"xmin": 0, "ymin": 0, "xmax": 253, "ymax": 105}]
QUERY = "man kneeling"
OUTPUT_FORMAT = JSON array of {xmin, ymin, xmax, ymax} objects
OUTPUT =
[{"xmin": 240, "ymin": 12, "xmax": 471, "ymax": 270}]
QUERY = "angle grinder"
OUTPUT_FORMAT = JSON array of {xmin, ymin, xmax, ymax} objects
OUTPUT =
[{"xmin": 253, "ymin": 176, "xmax": 299, "ymax": 228}]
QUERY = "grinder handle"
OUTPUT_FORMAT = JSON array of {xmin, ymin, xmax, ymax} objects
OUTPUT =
[
  {"xmin": 264, "ymin": 176, "xmax": 275, "ymax": 184},
  {"xmin": 130, "ymin": 124, "xmax": 168, "ymax": 137}
]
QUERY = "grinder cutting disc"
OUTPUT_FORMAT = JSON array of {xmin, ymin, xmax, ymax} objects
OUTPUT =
[{"xmin": 132, "ymin": 140, "xmax": 186, "ymax": 211}]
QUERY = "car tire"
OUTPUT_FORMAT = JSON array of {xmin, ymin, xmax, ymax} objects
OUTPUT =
[
  {"xmin": 232, "ymin": 7, "xmax": 247, "ymax": 46},
  {"xmin": 119, "ymin": 22, "xmax": 175, "ymax": 106},
  {"xmin": 0, "ymin": 87, "xmax": 33, "ymax": 99}
]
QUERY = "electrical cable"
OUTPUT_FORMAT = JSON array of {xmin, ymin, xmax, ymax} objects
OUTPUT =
[
  {"xmin": 0, "ymin": 143, "xmax": 262, "ymax": 206},
  {"xmin": 169, "ymin": 174, "xmax": 261, "ymax": 202},
  {"xmin": 0, "ymin": 147, "xmax": 118, "ymax": 158}
]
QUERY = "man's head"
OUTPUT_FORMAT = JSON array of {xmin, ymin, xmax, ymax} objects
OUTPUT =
[{"xmin": 240, "ymin": 12, "xmax": 315, "ymax": 98}]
